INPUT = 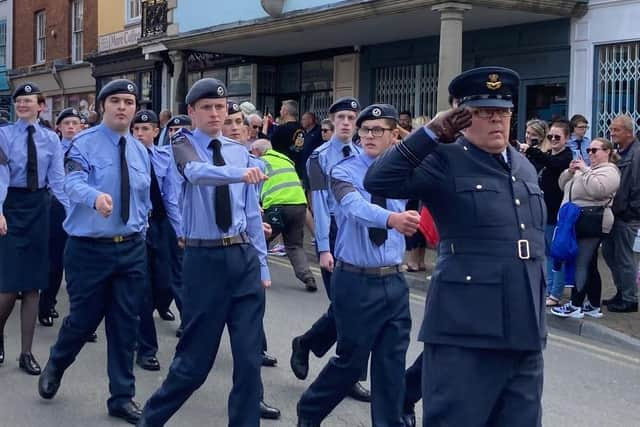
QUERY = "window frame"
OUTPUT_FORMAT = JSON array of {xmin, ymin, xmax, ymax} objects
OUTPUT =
[
  {"xmin": 35, "ymin": 10, "xmax": 46, "ymax": 64},
  {"xmin": 0, "ymin": 20, "xmax": 6, "ymax": 68},
  {"xmin": 71, "ymin": 0, "xmax": 84, "ymax": 63},
  {"xmin": 125, "ymin": 0, "xmax": 141, "ymax": 25}
]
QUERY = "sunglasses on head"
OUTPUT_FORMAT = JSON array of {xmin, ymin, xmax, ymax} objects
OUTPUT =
[
  {"xmin": 586, "ymin": 147, "xmax": 606, "ymax": 154},
  {"xmin": 546, "ymin": 134, "xmax": 562, "ymax": 141}
]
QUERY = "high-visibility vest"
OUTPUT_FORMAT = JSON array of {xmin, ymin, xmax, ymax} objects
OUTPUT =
[{"xmin": 260, "ymin": 150, "xmax": 307, "ymax": 210}]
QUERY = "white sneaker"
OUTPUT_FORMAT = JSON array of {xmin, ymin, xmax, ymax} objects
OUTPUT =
[
  {"xmin": 582, "ymin": 303, "xmax": 604, "ymax": 318},
  {"xmin": 551, "ymin": 302, "xmax": 584, "ymax": 319}
]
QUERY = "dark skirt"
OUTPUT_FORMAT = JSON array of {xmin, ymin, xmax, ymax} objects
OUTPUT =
[{"xmin": 0, "ymin": 188, "xmax": 50, "ymax": 292}]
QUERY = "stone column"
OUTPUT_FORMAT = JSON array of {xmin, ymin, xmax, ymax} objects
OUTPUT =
[
  {"xmin": 169, "ymin": 50, "xmax": 186, "ymax": 114},
  {"xmin": 432, "ymin": 2, "xmax": 472, "ymax": 111}
]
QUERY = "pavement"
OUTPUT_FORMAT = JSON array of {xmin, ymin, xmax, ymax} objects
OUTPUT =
[{"xmin": 0, "ymin": 258, "xmax": 639, "ymax": 426}]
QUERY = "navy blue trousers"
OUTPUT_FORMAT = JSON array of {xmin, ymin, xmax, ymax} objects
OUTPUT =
[
  {"xmin": 140, "ymin": 244, "xmax": 265, "ymax": 427},
  {"xmin": 47, "ymin": 236, "xmax": 146, "ymax": 408},
  {"xmin": 298, "ymin": 268, "xmax": 411, "ymax": 425},
  {"xmin": 166, "ymin": 226, "xmax": 183, "ymax": 315},
  {"xmin": 138, "ymin": 216, "xmax": 172, "ymax": 358},
  {"xmin": 422, "ymin": 345, "xmax": 543, "ymax": 427},
  {"xmin": 40, "ymin": 195, "xmax": 67, "ymax": 315},
  {"xmin": 404, "ymin": 352, "xmax": 423, "ymax": 412}
]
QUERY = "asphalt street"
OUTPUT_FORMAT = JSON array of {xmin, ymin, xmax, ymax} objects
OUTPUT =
[{"xmin": 0, "ymin": 256, "xmax": 639, "ymax": 427}]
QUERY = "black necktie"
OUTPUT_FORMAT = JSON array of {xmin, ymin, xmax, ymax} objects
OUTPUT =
[
  {"xmin": 26, "ymin": 125, "xmax": 38, "ymax": 191},
  {"xmin": 210, "ymin": 139, "xmax": 232, "ymax": 231},
  {"xmin": 369, "ymin": 195, "xmax": 388, "ymax": 246},
  {"xmin": 493, "ymin": 153, "xmax": 510, "ymax": 171},
  {"xmin": 148, "ymin": 150, "xmax": 166, "ymax": 217},
  {"xmin": 119, "ymin": 136, "xmax": 130, "ymax": 224},
  {"xmin": 342, "ymin": 145, "xmax": 351, "ymax": 158}
]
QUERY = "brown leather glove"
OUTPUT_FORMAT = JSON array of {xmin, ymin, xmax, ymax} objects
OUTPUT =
[{"xmin": 426, "ymin": 107, "xmax": 472, "ymax": 143}]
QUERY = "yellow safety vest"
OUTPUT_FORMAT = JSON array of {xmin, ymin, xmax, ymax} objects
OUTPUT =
[{"xmin": 260, "ymin": 150, "xmax": 307, "ymax": 210}]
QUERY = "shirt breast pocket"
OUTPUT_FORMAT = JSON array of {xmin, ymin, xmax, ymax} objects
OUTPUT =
[
  {"xmin": 129, "ymin": 161, "xmax": 151, "ymax": 194},
  {"xmin": 90, "ymin": 157, "xmax": 113, "ymax": 188},
  {"xmin": 523, "ymin": 182, "xmax": 546, "ymax": 230},
  {"xmin": 455, "ymin": 177, "xmax": 509, "ymax": 226}
]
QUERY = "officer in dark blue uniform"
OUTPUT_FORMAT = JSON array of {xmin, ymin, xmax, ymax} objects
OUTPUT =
[
  {"xmin": 0, "ymin": 83, "xmax": 68, "ymax": 375},
  {"xmin": 38, "ymin": 79, "xmax": 151, "ymax": 425},
  {"xmin": 39, "ymin": 107, "xmax": 84, "ymax": 328},
  {"xmin": 297, "ymin": 104, "xmax": 418, "ymax": 427},
  {"xmin": 131, "ymin": 110, "xmax": 182, "ymax": 371},
  {"xmin": 290, "ymin": 97, "xmax": 371, "ymax": 402},
  {"xmin": 365, "ymin": 67, "xmax": 547, "ymax": 427},
  {"xmin": 137, "ymin": 78, "xmax": 270, "ymax": 427}
]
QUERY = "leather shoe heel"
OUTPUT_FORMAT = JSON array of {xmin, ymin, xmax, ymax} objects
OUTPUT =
[
  {"xmin": 260, "ymin": 400, "xmax": 281, "ymax": 420},
  {"xmin": 39, "ymin": 362, "xmax": 62, "ymax": 399},
  {"xmin": 19, "ymin": 353, "xmax": 41, "ymax": 375},
  {"xmin": 262, "ymin": 352, "xmax": 278, "ymax": 367},
  {"xmin": 348, "ymin": 382, "xmax": 371, "ymax": 402},
  {"xmin": 50, "ymin": 308, "xmax": 59, "ymax": 319},
  {"xmin": 108, "ymin": 400, "xmax": 142, "ymax": 425},
  {"xmin": 136, "ymin": 356, "xmax": 161, "ymax": 371},
  {"xmin": 39, "ymin": 314, "xmax": 54, "ymax": 327}
]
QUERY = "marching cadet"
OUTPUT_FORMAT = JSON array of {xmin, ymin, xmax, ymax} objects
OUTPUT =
[
  {"xmin": 297, "ymin": 104, "xmax": 419, "ymax": 427},
  {"xmin": 290, "ymin": 97, "xmax": 370, "ymax": 402},
  {"xmin": 137, "ymin": 78, "xmax": 270, "ymax": 427},
  {"xmin": 38, "ymin": 79, "xmax": 151, "ymax": 425},
  {"xmin": 365, "ymin": 67, "xmax": 547, "ymax": 427},
  {"xmin": 39, "ymin": 107, "xmax": 84, "ymax": 328},
  {"xmin": 164, "ymin": 114, "xmax": 192, "ymax": 144},
  {"xmin": 0, "ymin": 83, "xmax": 68, "ymax": 375},
  {"xmin": 131, "ymin": 110, "xmax": 182, "ymax": 372}
]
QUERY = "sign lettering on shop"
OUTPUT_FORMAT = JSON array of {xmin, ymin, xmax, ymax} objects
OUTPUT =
[{"xmin": 98, "ymin": 27, "xmax": 142, "ymax": 52}]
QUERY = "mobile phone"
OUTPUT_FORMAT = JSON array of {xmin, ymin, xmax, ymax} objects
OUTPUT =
[
  {"xmin": 530, "ymin": 138, "xmax": 539, "ymax": 147},
  {"xmin": 572, "ymin": 150, "xmax": 582, "ymax": 161}
]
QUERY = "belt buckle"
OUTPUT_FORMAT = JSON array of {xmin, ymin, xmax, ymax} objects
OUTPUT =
[
  {"xmin": 113, "ymin": 235, "xmax": 125, "ymax": 243},
  {"xmin": 517, "ymin": 239, "xmax": 530, "ymax": 260},
  {"xmin": 222, "ymin": 236, "xmax": 233, "ymax": 247}
]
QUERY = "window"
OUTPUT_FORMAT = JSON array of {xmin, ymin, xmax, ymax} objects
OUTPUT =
[
  {"xmin": 375, "ymin": 63, "xmax": 439, "ymax": 120},
  {"xmin": 126, "ymin": 0, "xmax": 141, "ymax": 23},
  {"xmin": 0, "ymin": 21, "xmax": 6, "ymax": 67},
  {"xmin": 35, "ymin": 11, "xmax": 46, "ymax": 64},
  {"xmin": 71, "ymin": 0, "xmax": 83, "ymax": 63}
]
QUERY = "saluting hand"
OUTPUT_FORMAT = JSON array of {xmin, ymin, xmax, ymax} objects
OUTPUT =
[
  {"xmin": 243, "ymin": 167, "xmax": 268, "ymax": 184},
  {"xmin": 388, "ymin": 210, "xmax": 421, "ymax": 236},
  {"xmin": 426, "ymin": 107, "xmax": 473, "ymax": 143},
  {"xmin": 0, "ymin": 214, "xmax": 7, "ymax": 236},
  {"xmin": 95, "ymin": 193, "xmax": 113, "ymax": 217}
]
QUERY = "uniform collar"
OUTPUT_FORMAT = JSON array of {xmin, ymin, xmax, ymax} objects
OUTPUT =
[
  {"xmin": 361, "ymin": 152, "xmax": 376, "ymax": 166},
  {"xmin": 329, "ymin": 136, "xmax": 352, "ymax": 150},
  {"xmin": 193, "ymin": 128, "xmax": 225, "ymax": 148},
  {"xmin": 98, "ymin": 123, "xmax": 129, "ymax": 146},
  {"xmin": 15, "ymin": 118, "xmax": 38, "ymax": 132}
]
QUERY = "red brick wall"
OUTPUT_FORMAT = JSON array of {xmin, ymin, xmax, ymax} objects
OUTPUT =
[{"xmin": 13, "ymin": 0, "xmax": 98, "ymax": 68}]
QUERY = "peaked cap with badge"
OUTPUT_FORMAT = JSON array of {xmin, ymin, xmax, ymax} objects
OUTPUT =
[{"xmin": 448, "ymin": 66, "xmax": 520, "ymax": 109}]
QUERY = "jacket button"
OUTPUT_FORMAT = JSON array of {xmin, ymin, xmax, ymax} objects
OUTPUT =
[
  {"xmin": 476, "ymin": 184, "xmax": 483, "ymax": 190},
  {"xmin": 515, "ymin": 199, "xmax": 521, "ymax": 206},
  {"xmin": 466, "ymin": 275, "xmax": 472, "ymax": 281},
  {"xmin": 520, "ymin": 223, "xmax": 526, "ymax": 230},
  {"xmin": 464, "ymin": 146, "xmax": 469, "ymax": 151},
  {"xmin": 512, "ymin": 176, "xmax": 516, "ymax": 182}
]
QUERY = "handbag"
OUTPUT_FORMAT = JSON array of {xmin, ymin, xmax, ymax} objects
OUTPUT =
[
  {"xmin": 568, "ymin": 180, "xmax": 610, "ymax": 239},
  {"xmin": 264, "ymin": 206, "xmax": 285, "ymax": 229}
]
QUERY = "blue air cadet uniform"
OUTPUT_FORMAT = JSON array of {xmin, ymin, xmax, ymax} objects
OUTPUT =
[
  {"xmin": 139, "ymin": 78, "xmax": 269, "ymax": 427},
  {"xmin": 297, "ymin": 104, "xmax": 411, "ymax": 426},
  {"xmin": 38, "ymin": 80, "xmax": 151, "ymax": 424}
]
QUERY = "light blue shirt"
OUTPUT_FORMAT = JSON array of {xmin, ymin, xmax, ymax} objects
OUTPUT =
[
  {"xmin": 176, "ymin": 129, "xmax": 270, "ymax": 280},
  {"xmin": 60, "ymin": 137, "xmax": 73, "ymax": 154},
  {"xmin": 306, "ymin": 136, "xmax": 361, "ymax": 252},
  {"xmin": 63, "ymin": 123, "xmax": 152, "ymax": 237},
  {"xmin": 0, "ymin": 119, "xmax": 68, "ymax": 214},
  {"xmin": 331, "ymin": 152, "xmax": 406, "ymax": 267},
  {"xmin": 147, "ymin": 144, "xmax": 183, "ymax": 237},
  {"xmin": 568, "ymin": 135, "xmax": 591, "ymax": 166}
]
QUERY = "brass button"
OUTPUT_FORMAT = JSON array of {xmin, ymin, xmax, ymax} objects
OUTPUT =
[
  {"xmin": 512, "ymin": 176, "xmax": 516, "ymax": 182},
  {"xmin": 464, "ymin": 146, "xmax": 469, "ymax": 151}
]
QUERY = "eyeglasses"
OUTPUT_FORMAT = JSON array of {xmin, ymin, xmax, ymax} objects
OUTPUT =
[
  {"xmin": 357, "ymin": 127, "xmax": 393, "ymax": 137},
  {"xmin": 470, "ymin": 108, "xmax": 513, "ymax": 119},
  {"xmin": 586, "ymin": 147, "xmax": 607, "ymax": 154},
  {"xmin": 575, "ymin": 125, "xmax": 590, "ymax": 130},
  {"xmin": 321, "ymin": 128, "xmax": 332, "ymax": 133},
  {"xmin": 252, "ymin": 125, "xmax": 261, "ymax": 129},
  {"xmin": 546, "ymin": 134, "xmax": 563, "ymax": 142}
]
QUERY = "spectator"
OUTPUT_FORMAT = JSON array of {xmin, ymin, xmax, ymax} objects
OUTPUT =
[
  {"xmin": 86, "ymin": 110, "xmax": 99, "ymax": 127},
  {"xmin": 568, "ymin": 114, "xmax": 591, "ymax": 164},
  {"xmin": 398, "ymin": 111, "xmax": 413, "ymax": 132},
  {"xmin": 552, "ymin": 138, "xmax": 620, "ymax": 318},
  {"xmin": 240, "ymin": 101, "xmax": 257, "ymax": 116},
  {"xmin": 247, "ymin": 113, "xmax": 267, "ymax": 143},
  {"xmin": 300, "ymin": 112, "xmax": 323, "ymax": 187},
  {"xmin": 271, "ymin": 100, "xmax": 306, "ymax": 181},
  {"xmin": 521, "ymin": 119, "xmax": 549, "ymax": 168},
  {"xmin": 602, "ymin": 114, "xmax": 640, "ymax": 312},
  {"xmin": 320, "ymin": 119, "xmax": 334, "ymax": 142},
  {"xmin": 521, "ymin": 120, "xmax": 573, "ymax": 306}
]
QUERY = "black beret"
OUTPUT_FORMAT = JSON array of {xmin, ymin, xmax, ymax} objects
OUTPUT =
[
  {"xmin": 56, "ymin": 108, "xmax": 82, "ymax": 125},
  {"xmin": 329, "ymin": 97, "xmax": 360, "ymax": 114},
  {"xmin": 356, "ymin": 104, "xmax": 399, "ymax": 128},
  {"xmin": 185, "ymin": 78, "xmax": 228, "ymax": 105},
  {"xmin": 227, "ymin": 101, "xmax": 242, "ymax": 115},
  {"xmin": 97, "ymin": 79, "xmax": 138, "ymax": 103},
  {"xmin": 13, "ymin": 83, "xmax": 41, "ymax": 100},
  {"xmin": 168, "ymin": 115, "xmax": 192, "ymax": 127},
  {"xmin": 133, "ymin": 110, "xmax": 159, "ymax": 125},
  {"xmin": 449, "ymin": 66, "xmax": 520, "ymax": 109}
]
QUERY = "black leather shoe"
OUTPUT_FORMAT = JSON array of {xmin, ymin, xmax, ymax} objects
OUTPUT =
[
  {"xmin": 260, "ymin": 400, "xmax": 281, "ymax": 420},
  {"xmin": 158, "ymin": 309, "xmax": 175, "ymax": 321},
  {"xmin": 402, "ymin": 409, "xmax": 416, "ymax": 427},
  {"xmin": 297, "ymin": 416, "xmax": 320, "ymax": 427},
  {"xmin": 19, "ymin": 353, "xmax": 41, "ymax": 375},
  {"xmin": 39, "ymin": 362, "xmax": 63, "ymax": 399},
  {"xmin": 0, "ymin": 336, "xmax": 4, "ymax": 365},
  {"xmin": 175, "ymin": 327, "xmax": 183, "ymax": 338},
  {"xmin": 50, "ymin": 308, "xmax": 59, "ymax": 319},
  {"xmin": 108, "ymin": 400, "xmax": 142, "ymax": 425},
  {"xmin": 607, "ymin": 300, "xmax": 639, "ymax": 313},
  {"xmin": 86, "ymin": 332, "xmax": 98, "ymax": 343},
  {"xmin": 39, "ymin": 313, "xmax": 54, "ymax": 327},
  {"xmin": 262, "ymin": 352, "xmax": 278, "ymax": 367},
  {"xmin": 136, "ymin": 418, "xmax": 151, "ymax": 427},
  {"xmin": 304, "ymin": 279, "xmax": 318, "ymax": 292},
  {"xmin": 136, "ymin": 356, "xmax": 161, "ymax": 371},
  {"xmin": 603, "ymin": 293, "xmax": 622, "ymax": 306},
  {"xmin": 348, "ymin": 382, "xmax": 371, "ymax": 402},
  {"xmin": 290, "ymin": 336, "xmax": 310, "ymax": 380}
]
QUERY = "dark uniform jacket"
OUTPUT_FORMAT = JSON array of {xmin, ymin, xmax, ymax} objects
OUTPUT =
[
  {"xmin": 612, "ymin": 138, "xmax": 640, "ymax": 222},
  {"xmin": 364, "ymin": 128, "xmax": 547, "ymax": 351}
]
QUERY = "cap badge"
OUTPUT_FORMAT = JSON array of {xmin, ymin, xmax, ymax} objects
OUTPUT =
[
  {"xmin": 217, "ymin": 86, "xmax": 225, "ymax": 96},
  {"xmin": 350, "ymin": 101, "xmax": 358, "ymax": 109},
  {"xmin": 72, "ymin": 109, "xmax": 78, "ymax": 115},
  {"xmin": 233, "ymin": 103, "xmax": 239, "ymax": 111},
  {"xmin": 127, "ymin": 84, "xmax": 135, "ymax": 92},
  {"xmin": 25, "ymin": 85, "xmax": 32, "ymax": 93},
  {"xmin": 372, "ymin": 108, "xmax": 382, "ymax": 117},
  {"xmin": 486, "ymin": 74, "xmax": 502, "ymax": 90},
  {"xmin": 141, "ymin": 114, "xmax": 149, "ymax": 121},
  {"xmin": 173, "ymin": 118, "xmax": 180, "ymax": 124}
]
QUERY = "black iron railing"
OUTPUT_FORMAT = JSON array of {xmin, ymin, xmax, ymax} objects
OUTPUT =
[{"xmin": 141, "ymin": 0, "xmax": 168, "ymax": 39}]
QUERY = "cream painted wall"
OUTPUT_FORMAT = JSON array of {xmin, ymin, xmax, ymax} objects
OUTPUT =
[{"xmin": 98, "ymin": 0, "xmax": 126, "ymax": 35}]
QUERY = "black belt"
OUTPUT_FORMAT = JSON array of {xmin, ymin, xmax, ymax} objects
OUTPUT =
[
  {"xmin": 438, "ymin": 239, "xmax": 542, "ymax": 260},
  {"xmin": 186, "ymin": 232, "xmax": 249, "ymax": 248},
  {"xmin": 71, "ymin": 233, "xmax": 142, "ymax": 244},
  {"xmin": 336, "ymin": 260, "xmax": 401, "ymax": 277}
]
